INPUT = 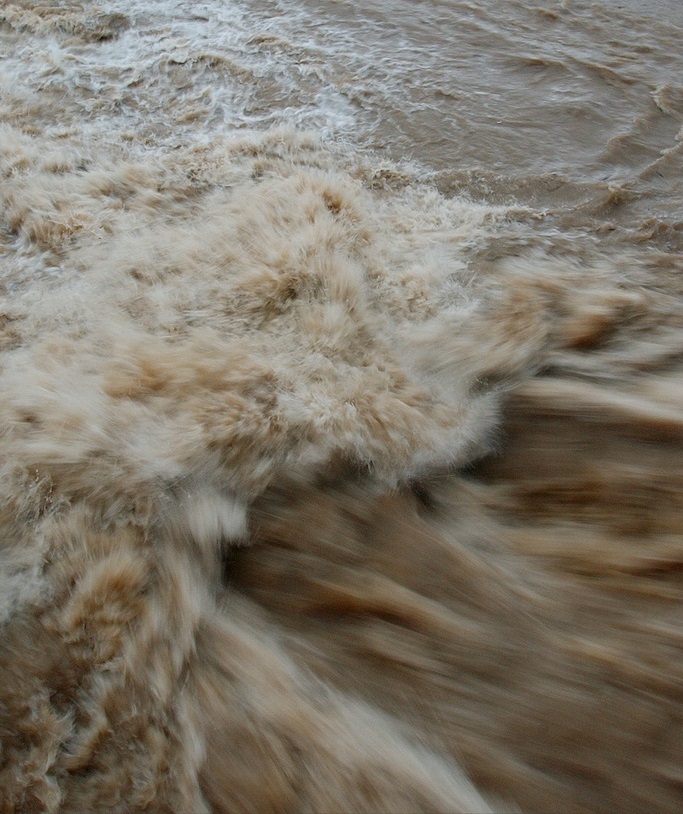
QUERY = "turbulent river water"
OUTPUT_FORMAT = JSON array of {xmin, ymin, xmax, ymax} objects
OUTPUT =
[{"xmin": 0, "ymin": 2, "xmax": 681, "ymax": 813}]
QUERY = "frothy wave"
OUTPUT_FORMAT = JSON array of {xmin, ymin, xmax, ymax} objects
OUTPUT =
[{"xmin": 0, "ymin": 3, "xmax": 681, "ymax": 813}]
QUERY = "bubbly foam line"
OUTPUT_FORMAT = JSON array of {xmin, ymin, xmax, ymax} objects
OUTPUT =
[{"xmin": 0, "ymin": 0, "xmax": 360, "ymax": 151}]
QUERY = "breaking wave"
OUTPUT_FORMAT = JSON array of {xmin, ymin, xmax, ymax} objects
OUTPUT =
[{"xmin": 0, "ymin": 2, "xmax": 681, "ymax": 813}]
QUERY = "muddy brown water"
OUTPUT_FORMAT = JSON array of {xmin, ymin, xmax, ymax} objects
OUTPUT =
[{"xmin": 0, "ymin": 2, "xmax": 681, "ymax": 812}]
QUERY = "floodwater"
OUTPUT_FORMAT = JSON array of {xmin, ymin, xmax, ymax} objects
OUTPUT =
[{"xmin": 0, "ymin": 2, "xmax": 681, "ymax": 813}]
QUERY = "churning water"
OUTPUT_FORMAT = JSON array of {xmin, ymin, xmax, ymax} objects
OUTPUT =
[{"xmin": 0, "ymin": 2, "xmax": 681, "ymax": 812}]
